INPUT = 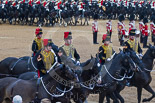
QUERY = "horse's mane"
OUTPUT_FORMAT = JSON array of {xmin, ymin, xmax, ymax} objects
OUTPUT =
[
  {"xmin": 110, "ymin": 52, "xmax": 123, "ymax": 67},
  {"xmin": 80, "ymin": 59, "xmax": 91, "ymax": 67},
  {"xmin": 142, "ymin": 48, "xmax": 151, "ymax": 60}
]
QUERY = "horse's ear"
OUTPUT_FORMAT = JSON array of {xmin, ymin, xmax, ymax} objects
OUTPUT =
[
  {"xmin": 149, "ymin": 43, "xmax": 152, "ymax": 48},
  {"xmin": 91, "ymin": 55, "xmax": 93, "ymax": 59},
  {"xmin": 119, "ymin": 48, "xmax": 122, "ymax": 52}
]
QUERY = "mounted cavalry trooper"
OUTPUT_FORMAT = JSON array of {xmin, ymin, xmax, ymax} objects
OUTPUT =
[
  {"xmin": 37, "ymin": 39, "xmax": 57, "ymax": 77},
  {"xmin": 78, "ymin": 0, "xmax": 84, "ymax": 17},
  {"xmin": 97, "ymin": 34, "xmax": 115, "ymax": 84},
  {"xmin": 124, "ymin": 29, "xmax": 143, "ymax": 57},
  {"xmin": 28, "ymin": 0, "xmax": 33, "ymax": 6},
  {"xmin": 32, "ymin": 28, "xmax": 43, "ymax": 56},
  {"xmin": 35, "ymin": 0, "xmax": 41, "ymax": 5},
  {"xmin": 58, "ymin": 32, "xmax": 80, "ymax": 64},
  {"xmin": 98, "ymin": 34, "xmax": 115, "ymax": 65},
  {"xmin": 106, "ymin": 14, "xmax": 112, "ymax": 42},
  {"xmin": 118, "ymin": 14, "xmax": 126, "ymax": 46}
]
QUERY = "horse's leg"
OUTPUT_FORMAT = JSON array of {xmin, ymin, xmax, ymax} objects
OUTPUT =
[
  {"xmin": 106, "ymin": 94, "xmax": 110, "ymax": 103},
  {"xmin": 137, "ymin": 87, "xmax": 142, "ymax": 103},
  {"xmin": 114, "ymin": 91, "xmax": 124, "ymax": 103},
  {"xmin": 142, "ymin": 85, "xmax": 155, "ymax": 102},
  {"xmin": 109, "ymin": 92, "xmax": 119, "ymax": 103},
  {"xmin": 99, "ymin": 92, "xmax": 105, "ymax": 103}
]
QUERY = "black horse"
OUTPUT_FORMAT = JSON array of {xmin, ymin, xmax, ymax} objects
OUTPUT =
[
  {"xmin": 93, "ymin": 50, "xmax": 136, "ymax": 103},
  {"xmin": 0, "ymin": 64, "xmax": 77, "ymax": 103},
  {"xmin": 107, "ymin": 46, "xmax": 155, "ymax": 103},
  {"xmin": 132, "ymin": 44, "xmax": 155, "ymax": 103},
  {"xmin": 52, "ymin": 56, "xmax": 101, "ymax": 103},
  {"xmin": 0, "ymin": 52, "xmax": 40, "ymax": 78}
]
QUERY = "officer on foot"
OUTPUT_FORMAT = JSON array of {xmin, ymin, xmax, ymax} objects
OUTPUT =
[
  {"xmin": 118, "ymin": 14, "xmax": 126, "ymax": 46},
  {"xmin": 143, "ymin": 17, "xmax": 149, "ymax": 48},
  {"xmin": 92, "ymin": 13, "xmax": 99, "ymax": 44}
]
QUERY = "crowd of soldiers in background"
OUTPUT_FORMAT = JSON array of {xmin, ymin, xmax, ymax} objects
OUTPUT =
[{"xmin": 0, "ymin": 0, "xmax": 154, "ymax": 26}]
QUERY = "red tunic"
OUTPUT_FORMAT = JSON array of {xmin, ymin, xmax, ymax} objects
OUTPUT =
[
  {"xmin": 12, "ymin": 2, "xmax": 16, "ymax": 7},
  {"xmin": 43, "ymin": 1, "xmax": 47, "ymax": 7},
  {"xmin": 36, "ymin": 0, "xmax": 40, "ymax": 5},
  {"xmin": 57, "ymin": 1, "xmax": 61, "ymax": 9},
  {"xmin": 106, "ymin": 21, "xmax": 112, "ymax": 32},
  {"xmin": 152, "ymin": 24, "xmax": 155, "ymax": 35},
  {"xmin": 118, "ymin": 22, "xmax": 125, "ymax": 35},
  {"xmin": 92, "ymin": 21, "xmax": 98, "ymax": 32},
  {"xmin": 144, "ymin": 25, "xmax": 148, "ymax": 36}
]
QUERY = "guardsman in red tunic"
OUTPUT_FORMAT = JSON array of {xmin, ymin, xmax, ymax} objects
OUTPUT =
[
  {"xmin": 152, "ymin": 17, "xmax": 155, "ymax": 45},
  {"xmin": 129, "ymin": 14, "xmax": 136, "ymax": 33},
  {"xmin": 139, "ymin": 15, "xmax": 144, "ymax": 43},
  {"xmin": 32, "ymin": 28, "xmax": 43, "ymax": 56},
  {"xmin": 106, "ymin": 14, "xmax": 112, "ymax": 42},
  {"xmin": 118, "ymin": 14, "xmax": 126, "ymax": 46},
  {"xmin": 92, "ymin": 13, "xmax": 99, "ymax": 44},
  {"xmin": 143, "ymin": 18, "xmax": 149, "ymax": 48},
  {"xmin": 150, "ymin": 15, "xmax": 155, "ymax": 42}
]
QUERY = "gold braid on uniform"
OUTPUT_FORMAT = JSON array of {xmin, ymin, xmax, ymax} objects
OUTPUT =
[
  {"xmin": 62, "ymin": 44, "xmax": 75, "ymax": 58},
  {"xmin": 102, "ymin": 45, "xmax": 113, "ymax": 59},
  {"xmin": 127, "ymin": 40, "xmax": 138, "ymax": 53},
  {"xmin": 34, "ymin": 37, "xmax": 43, "ymax": 52},
  {"xmin": 41, "ymin": 49, "xmax": 54, "ymax": 71}
]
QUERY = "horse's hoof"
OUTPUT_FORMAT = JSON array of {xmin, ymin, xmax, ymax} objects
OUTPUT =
[{"xmin": 142, "ymin": 98, "xmax": 148, "ymax": 102}]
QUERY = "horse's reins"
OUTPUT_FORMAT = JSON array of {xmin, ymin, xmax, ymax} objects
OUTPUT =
[
  {"xmin": 10, "ymin": 79, "xmax": 21, "ymax": 97},
  {"xmin": 10, "ymin": 57, "xmax": 23, "ymax": 71},
  {"xmin": 103, "ymin": 65, "xmax": 126, "ymax": 81},
  {"xmin": 40, "ymin": 77, "xmax": 65, "ymax": 97}
]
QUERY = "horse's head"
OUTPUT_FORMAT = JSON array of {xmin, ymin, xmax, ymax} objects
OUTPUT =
[
  {"xmin": 49, "ymin": 64, "xmax": 77, "ymax": 83},
  {"xmin": 148, "ymin": 44, "xmax": 155, "ymax": 58},
  {"xmin": 121, "ymin": 51, "xmax": 137, "ymax": 72},
  {"xmin": 82, "ymin": 55, "xmax": 101, "ymax": 76}
]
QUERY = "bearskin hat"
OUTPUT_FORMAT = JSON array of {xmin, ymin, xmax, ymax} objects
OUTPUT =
[
  {"xmin": 129, "ymin": 14, "xmax": 135, "ymax": 21},
  {"xmin": 108, "ymin": 14, "xmax": 112, "ymax": 19},
  {"xmin": 139, "ymin": 14, "xmax": 144, "ymax": 21},
  {"xmin": 150, "ymin": 15, "xmax": 154, "ymax": 21},
  {"xmin": 143, "ymin": 17, "xmax": 148, "ymax": 24},
  {"xmin": 93, "ymin": 13, "xmax": 98, "ymax": 20},
  {"xmin": 118, "ymin": 14, "xmax": 125, "ymax": 22}
]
